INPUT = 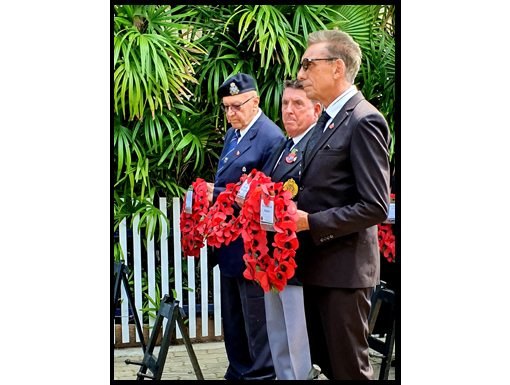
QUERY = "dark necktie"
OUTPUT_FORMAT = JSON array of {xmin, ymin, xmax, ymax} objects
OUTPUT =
[
  {"xmin": 272, "ymin": 138, "xmax": 294, "ymax": 174},
  {"xmin": 215, "ymin": 129, "xmax": 240, "ymax": 183},
  {"xmin": 303, "ymin": 112, "xmax": 330, "ymax": 165}
]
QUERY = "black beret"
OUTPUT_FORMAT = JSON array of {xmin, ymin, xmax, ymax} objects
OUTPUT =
[{"xmin": 217, "ymin": 73, "xmax": 257, "ymax": 98}]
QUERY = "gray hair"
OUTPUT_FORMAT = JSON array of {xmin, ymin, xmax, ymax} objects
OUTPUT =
[
  {"xmin": 307, "ymin": 30, "xmax": 362, "ymax": 84},
  {"xmin": 282, "ymin": 79, "xmax": 321, "ymax": 108}
]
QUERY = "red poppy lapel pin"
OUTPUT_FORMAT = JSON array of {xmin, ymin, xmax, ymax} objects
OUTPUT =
[{"xmin": 285, "ymin": 149, "xmax": 298, "ymax": 163}]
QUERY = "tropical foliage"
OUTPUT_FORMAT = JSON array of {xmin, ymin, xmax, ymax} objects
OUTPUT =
[{"xmin": 113, "ymin": 4, "xmax": 396, "ymax": 244}]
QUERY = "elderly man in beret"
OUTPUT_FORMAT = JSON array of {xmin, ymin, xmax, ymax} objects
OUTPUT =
[{"xmin": 206, "ymin": 73, "xmax": 285, "ymax": 380}]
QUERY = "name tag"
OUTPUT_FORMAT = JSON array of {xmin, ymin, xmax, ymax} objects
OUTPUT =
[
  {"xmin": 235, "ymin": 180, "xmax": 251, "ymax": 206},
  {"xmin": 185, "ymin": 189, "xmax": 193, "ymax": 214},
  {"xmin": 385, "ymin": 203, "xmax": 395, "ymax": 224},
  {"xmin": 260, "ymin": 199, "xmax": 275, "ymax": 232}
]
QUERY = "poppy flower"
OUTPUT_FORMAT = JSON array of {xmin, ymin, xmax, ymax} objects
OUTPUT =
[
  {"xmin": 267, "ymin": 264, "xmax": 285, "ymax": 292},
  {"xmin": 273, "ymin": 246, "xmax": 295, "ymax": 262},
  {"xmin": 243, "ymin": 255, "xmax": 259, "ymax": 280},
  {"xmin": 277, "ymin": 260, "xmax": 296, "ymax": 280},
  {"xmin": 384, "ymin": 241, "xmax": 395, "ymax": 262},
  {"xmin": 216, "ymin": 194, "xmax": 234, "ymax": 217},
  {"xmin": 244, "ymin": 235, "xmax": 269, "ymax": 259},
  {"xmin": 255, "ymin": 270, "xmax": 270, "ymax": 292},
  {"xmin": 275, "ymin": 236, "xmax": 299, "ymax": 253},
  {"xmin": 180, "ymin": 218, "xmax": 194, "ymax": 234}
]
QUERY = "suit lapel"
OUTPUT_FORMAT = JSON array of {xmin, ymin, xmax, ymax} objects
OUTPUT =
[
  {"xmin": 271, "ymin": 128, "xmax": 313, "ymax": 181},
  {"xmin": 216, "ymin": 113, "xmax": 265, "ymax": 180},
  {"xmin": 302, "ymin": 92, "xmax": 365, "ymax": 174},
  {"xmin": 264, "ymin": 141, "xmax": 286, "ymax": 177}
]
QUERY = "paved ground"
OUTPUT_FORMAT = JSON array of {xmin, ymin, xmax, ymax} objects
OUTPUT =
[{"xmin": 114, "ymin": 340, "xmax": 396, "ymax": 380}]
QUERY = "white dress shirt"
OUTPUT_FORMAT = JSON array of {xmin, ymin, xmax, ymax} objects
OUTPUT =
[{"xmin": 322, "ymin": 85, "xmax": 358, "ymax": 132}]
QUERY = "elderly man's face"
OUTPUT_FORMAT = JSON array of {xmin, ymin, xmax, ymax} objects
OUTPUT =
[
  {"xmin": 281, "ymin": 88, "xmax": 320, "ymax": 138},
  {"xmin": 297, "ymin": 42, "xmax": 337, "ymax": 104},
  {"xmin": 222, "ymin": 91, "xmax": 259, "ymax": 130}
]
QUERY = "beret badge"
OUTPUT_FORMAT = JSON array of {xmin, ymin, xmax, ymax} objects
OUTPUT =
[{"xmin": 229, "ymin": 82, "xmax": 239, "ymax": 95}]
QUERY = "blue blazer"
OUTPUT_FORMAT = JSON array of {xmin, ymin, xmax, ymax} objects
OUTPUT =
[{"xmin": 213, "ymin": 110, "xmax": 285, "ymax": 277}]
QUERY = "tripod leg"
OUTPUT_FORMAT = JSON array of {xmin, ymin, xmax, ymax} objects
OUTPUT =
[
  {"xmin": 151, "ymin": 304, "xmax": 178, "ymax": 380},
  {"xmin": 135, "ymin": 307, "xmax": 166, "ymax": 380},
  {"xmin": 176, "ymin": 309, "xmax": 204, "ymax": 380},
  {"xmin": 381, "ymin": 320, "xmax": 396, "ymax": 380}
]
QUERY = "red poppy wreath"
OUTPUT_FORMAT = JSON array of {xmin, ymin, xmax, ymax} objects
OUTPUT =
[
  {"xmin": 180, "ymin": 170, "xmax": 301, "ymax": 293},
  {"xmin": 377, "ymin": 194, "xmax": 396, "ymax": 262},
  {"xmin": 180, "ymin": 178, "xmax": 209, "ymax": 258},
  {"xmin": 240, "ymin": 174, "xmax": 299, "ymax": 293}
]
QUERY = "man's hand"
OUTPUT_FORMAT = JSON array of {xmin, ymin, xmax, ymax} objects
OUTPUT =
[
  {"xmin": 296, "ymin": 209, "xmax": 310, "ymax": 232},
  {"xmin": 206, "ymin": 182, "xmax": 214, "ymax": 204}
]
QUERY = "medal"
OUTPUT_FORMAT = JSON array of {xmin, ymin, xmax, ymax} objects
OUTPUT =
[
  {"xmin": 283, "ymin": 178, "xmax": 298, "ymax": 198},
  {"xmin": 285, "ymin": 148, "xmax": 298, "ymax": 164}
]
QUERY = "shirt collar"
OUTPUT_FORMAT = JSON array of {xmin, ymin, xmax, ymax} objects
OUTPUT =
[
  {"xmin": 290, "ymin": 123, "xmax": 316, "ymax": 148},
  {"xmin": 238, "ymin": 108, "xmax": 262, "ymax": 141},
  {"xmin": 324, "ymin": 84, "xmax": 358, "ymax": 125}
]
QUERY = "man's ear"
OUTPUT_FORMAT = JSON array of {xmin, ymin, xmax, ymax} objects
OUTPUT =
[
  {"xmin": 333, "ymin": 58, "xmax": 346, "ymax": 79},
  {"xmin": 253, "ymin": 95, "xmax": 260, "ymax": 110},
  {"xmin": 313, "ymin": 103, "xmax": 322, "ymax": 119}
]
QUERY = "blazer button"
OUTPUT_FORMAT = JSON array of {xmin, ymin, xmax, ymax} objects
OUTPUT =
[{"xmin": 299, "ymin": 185, "xmax": 304, "ymax": 191}]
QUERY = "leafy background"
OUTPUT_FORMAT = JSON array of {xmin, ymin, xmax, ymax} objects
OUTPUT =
[{"xmin": 113, "ymin": 5, "xmax": 395, "ymax": 239}]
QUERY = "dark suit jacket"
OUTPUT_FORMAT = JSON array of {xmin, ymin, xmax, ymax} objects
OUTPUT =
[
  {"xmin": 214, "ymin": 110, "xmax": 286, "ymax": 277},
  {"xmin": 261, "ymin": 127, "xmax": 314, "ymax": 286},
  {"xmin": 296, "ymin": 92, "xmax": 391, "ymax": 289}
]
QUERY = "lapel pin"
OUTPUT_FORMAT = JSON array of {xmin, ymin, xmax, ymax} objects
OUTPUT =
[
  {"xmin": 236, "ymin": 151, "xmax": 240, "ymax": 156},
  {"xmin": 329, "ymin": 124, "xmax": 334, "ymax": 129},
  {"xmin": 242, "ymin": 166, "xmax": 246, "ymax": 172}
]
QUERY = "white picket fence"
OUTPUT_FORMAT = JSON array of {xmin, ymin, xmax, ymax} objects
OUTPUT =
[{"xmin": 114, "ymin": 197, "xmax": 222, "ymax": 344}]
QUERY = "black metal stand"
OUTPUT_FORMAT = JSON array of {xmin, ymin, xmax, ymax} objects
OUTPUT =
[
  {"xmin": 113, "ymin": 261, "xmax": 147, "ymax": 353},
  {"xmin": 125, "ymin": 294, "xmax": 204, "ymax": 380},
  {"xmin": 368, "ymin": 281, "xmax": 396, "ymax": 381}
]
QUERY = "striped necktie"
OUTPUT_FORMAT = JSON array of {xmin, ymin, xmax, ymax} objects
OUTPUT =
[{"xmin": 215, "ymin": 129, "xmax": 240, "ymax": 183}]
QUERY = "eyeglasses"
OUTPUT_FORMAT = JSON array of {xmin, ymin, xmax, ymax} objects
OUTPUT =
[
  {"xmin": 220, "ymin": 96, "xmax": 255, "ymax": 112},
  {"xmin": 300, "ymin": 58, "xmax": 339, "ymax": 71}
]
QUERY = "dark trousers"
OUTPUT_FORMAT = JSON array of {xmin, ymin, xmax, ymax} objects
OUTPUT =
[
  {"xmin": 303, "ymin": 285, "xmax": 374, "ymax": 380},
  {"xmin": 221, "ymin": 274, "xmax": 275, "ymax": 380}
]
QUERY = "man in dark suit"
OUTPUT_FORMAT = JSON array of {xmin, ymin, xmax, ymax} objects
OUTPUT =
[
  {"xmin": 206, "ymin": 73, "xmax": 285, "ymax": 380},
  {"xmin": 295, "ymin": 30, "xmax": 391, "ymax": 380},
  {"xmin": 260, "ymin": 79, "xmax": 321, "ymax": 380}
]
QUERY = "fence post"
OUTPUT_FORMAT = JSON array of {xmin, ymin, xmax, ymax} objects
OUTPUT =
[
  {"xmin": 200, "ymin": 241, "xmax": 208, "ymax": 337},
  {"xmin": 159, "ymin": 197, "xmax": 169, "ymax": 331},
  {"xmin": 213, "ymin": 265, "xmax": 222, "ymax": 336},
  {"xmin": 119, "ymin": 215, "xmax": 130, "ymax": 343},
  {"xmin": 172, "ymin": 197, "xmax": 183, "ymax": 339},
  {"xmin": 133, "ymin": 211, "xmax": 143, "ymax": 342}
]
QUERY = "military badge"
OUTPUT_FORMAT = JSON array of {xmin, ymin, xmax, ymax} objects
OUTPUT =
[
  {"xmin": 229, "ymin": 82, "xmax": 239, "ymax": 95},
  {"xmin": 283, "ymin": 178, "xmax": 298, "ymax": 198}
]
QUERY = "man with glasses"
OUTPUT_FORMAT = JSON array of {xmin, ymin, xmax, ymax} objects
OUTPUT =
[
  {"xmin": 294, "ymin": 30, "xmax": 392, "ymax": 380},
  {"xmin": 206, "ymin": 73, "xmax": 285, "ymax": 380}
]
